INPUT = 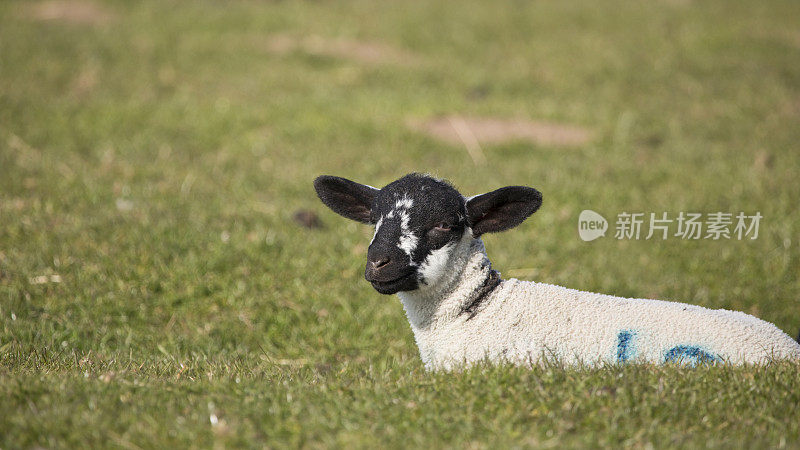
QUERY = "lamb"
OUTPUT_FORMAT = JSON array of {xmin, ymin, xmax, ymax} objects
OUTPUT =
[{"xmin": 313, "ymin": 173, "xmax": 800, "ymax": 370}]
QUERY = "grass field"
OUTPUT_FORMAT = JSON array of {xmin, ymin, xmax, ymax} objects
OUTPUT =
[{"xmin": 2, "ymin": 0, "xmax": 800, "ymax": 447}]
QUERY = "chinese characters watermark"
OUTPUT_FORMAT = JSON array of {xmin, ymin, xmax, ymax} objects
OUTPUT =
[{"xmin": 578, "ymin": 210, "xmax": 761, "ymax": 242}]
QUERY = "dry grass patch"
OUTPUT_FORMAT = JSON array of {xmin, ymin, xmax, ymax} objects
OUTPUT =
[
  {"xmin": 23, "ymin": 0, "xmax": 115, "ymax": 25},
  {"xmin": 408, "ymin": 116, "xmax": 593, "ymax": 150},
  {"xmin": 265, "ymin": 34, "xmax": 418, "ymax": 65},
  {"xmin": 71, "ymin": 64, "xmax": 99, "ymax": 96},
  {"xmin": 783, "ymin": 30, "xmax": 800, "ymax": 49}
]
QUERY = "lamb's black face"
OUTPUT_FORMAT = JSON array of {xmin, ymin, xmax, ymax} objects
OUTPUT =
[
  {"xmin": 314, "ymin": 172, "xmax": 542, "ymax": 296},
  {"xmin": 365, "ymin": 174, "xmax": 467, "ymax": 294}
]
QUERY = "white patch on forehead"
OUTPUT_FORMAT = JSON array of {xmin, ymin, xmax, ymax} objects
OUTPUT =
[
  {"xmin": 395, "ymin": 196, "xmax": 413, "ymax": 209},
  {"xmin": 398, "ymin": 234, "xmax": 418, "ymax": 257},
  {"xmin": 379, "ymin": 192, "xmax": 419, "ymax": 259},
  {"xmin": 399, "ymin": 209, "xmax": 410, "ymax": 228},
  {"xmin": 385, "ymin": 193, "xmax": 412, "ymax": 221},
  {"xmin": 418, "ymin": 242, "xmax": 455, "ymax": 286},
  {"xmin": 370, "ymin": 217, "xmax": 383, "ymax": 245},
  {"xmin": 397, "ymin": 209, "xmax": 418, "ymax": 258}
]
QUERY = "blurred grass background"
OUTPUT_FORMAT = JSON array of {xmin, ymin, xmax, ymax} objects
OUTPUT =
[{"xmin": 1, "ymin": 0, "xmax": 799, "ymax": 447}]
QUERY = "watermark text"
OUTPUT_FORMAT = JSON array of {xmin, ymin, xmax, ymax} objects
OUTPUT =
[{"xmin": 578, "ymin": 210, "xmax": 761, "ymax": 241}]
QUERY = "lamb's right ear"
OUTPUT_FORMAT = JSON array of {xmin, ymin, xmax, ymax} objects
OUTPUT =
[
  {"xmin": 313, "ymin": 175, "xmax": 378, "ymax": 224},
  {"xmin": 466, "ymin": 186, "xmax": 542, "ymax": 237}
]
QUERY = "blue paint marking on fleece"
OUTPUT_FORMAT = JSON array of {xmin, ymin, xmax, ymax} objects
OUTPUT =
[
  {"xmin": 664, "ymin": 345, "xmax": 718, "ymax": 365},
  {"xmin": 616, "ymin": 330, "xmax": 637, "ymax": 362}
]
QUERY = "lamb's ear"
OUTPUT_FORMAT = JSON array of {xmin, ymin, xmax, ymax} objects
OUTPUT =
[
  {"xmin": 314, "ymin": 175, "xmax": 378, "ymax": 224},
  {"xmin": 466, "ymin": 186, "xmax": 542, "ymax": 237}
]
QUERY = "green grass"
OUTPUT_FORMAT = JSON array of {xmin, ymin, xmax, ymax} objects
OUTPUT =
[{"xmin": 1, "ymin": 0, "xmax": 800, "ymax": 447}]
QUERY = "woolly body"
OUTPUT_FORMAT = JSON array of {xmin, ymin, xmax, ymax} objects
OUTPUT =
[{"xmin": 400, "ymin": 233, "xmax": 800, "ymax": 370}]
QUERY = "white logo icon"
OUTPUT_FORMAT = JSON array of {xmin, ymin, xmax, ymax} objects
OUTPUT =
[{"xmin": 578, "ymin": 210, "xmax": 608, "ymax": 241}]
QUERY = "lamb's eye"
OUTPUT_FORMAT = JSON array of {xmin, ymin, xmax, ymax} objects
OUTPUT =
[{"xmin": 433, "ymin": 223, "xmax": 452, "ymax": 232}]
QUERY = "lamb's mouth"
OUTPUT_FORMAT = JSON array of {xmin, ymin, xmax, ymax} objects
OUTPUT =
[{"xmin": 369, "ymin": 272, "xmax": 418, "ymax": 294}]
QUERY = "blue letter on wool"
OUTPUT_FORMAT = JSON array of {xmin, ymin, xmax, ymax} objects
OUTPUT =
[
  {"xmin": 664, "ymin": 345, "xmax": 718, "ymax": 365},
  {"xmin": 616, "ymin": 330, "xmax": 637, "ymax": 362}
]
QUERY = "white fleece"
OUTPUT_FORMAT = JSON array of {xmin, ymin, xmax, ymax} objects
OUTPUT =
[{"xmin": 398, "ymin": 237, "xmax": 800, "ymax": 370}]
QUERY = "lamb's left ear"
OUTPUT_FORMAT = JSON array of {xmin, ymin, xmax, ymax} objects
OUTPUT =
[
  {"xmin": 314, "ymin": 175, "xmax": 378, "ymax": 224},
  {"xmin": 466, "ymin": 186, "xmax": 542, "ymax": 237}
]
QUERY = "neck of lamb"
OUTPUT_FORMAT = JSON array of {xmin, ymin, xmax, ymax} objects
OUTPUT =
[{"xmin": 397, "ymin": 234, "xmax": 499, "ymax": 367}]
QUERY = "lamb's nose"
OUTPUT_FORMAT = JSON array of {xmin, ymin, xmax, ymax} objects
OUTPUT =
[{"xmin": 370, "ymin": 256, "xmax": 390, "ymax": 270}]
